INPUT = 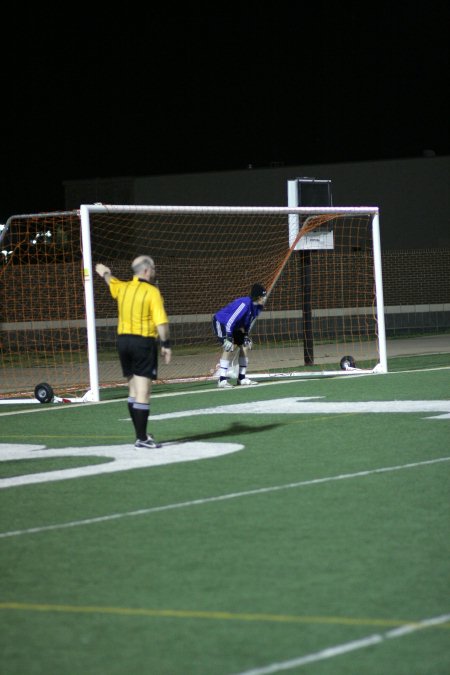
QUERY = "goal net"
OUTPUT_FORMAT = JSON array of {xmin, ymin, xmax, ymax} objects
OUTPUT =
[{"xmin": 0, "ymin": 205, "xmax": 386, "ymax": 402}]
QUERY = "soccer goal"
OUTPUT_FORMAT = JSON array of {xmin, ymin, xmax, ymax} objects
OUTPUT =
[{"xmin": 0, "ymin": 204, "xmax": 387, "ymax": 403}]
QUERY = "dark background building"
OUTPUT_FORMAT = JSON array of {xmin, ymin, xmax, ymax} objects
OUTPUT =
[
  {"xmin": 62, "ymin": 156, "xmax": 450, "ymax": 337},
  {"xmin": 63, "ymin": 155, "xmax": 450, "ymax": 251}
]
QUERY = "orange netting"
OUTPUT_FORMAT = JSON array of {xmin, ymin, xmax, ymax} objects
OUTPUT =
[{"xmin": 0, "ymin": 208, "xmax": 379, "ymax": 398}]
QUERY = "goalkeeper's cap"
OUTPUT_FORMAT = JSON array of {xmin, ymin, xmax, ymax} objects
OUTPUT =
[{"xmin": 250, "ymin": 283, "xmax": 267, "ymax": 300}]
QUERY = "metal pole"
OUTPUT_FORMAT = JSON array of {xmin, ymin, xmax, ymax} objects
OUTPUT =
[{"xmin": 80, "ymin": 205, "xmax": 100, "ymax": 401}]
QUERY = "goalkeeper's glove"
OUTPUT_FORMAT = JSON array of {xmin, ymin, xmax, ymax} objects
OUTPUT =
[
  {"xmin": 223, "ymin": 338, "xmax": 234, "ymax": 352},
  {"xmin": 243, "ymin": 335, "xmax": 253, "ymax": 349}
]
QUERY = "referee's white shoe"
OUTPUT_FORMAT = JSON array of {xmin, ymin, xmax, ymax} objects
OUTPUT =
[
  {"xmin": 236, "ymin": 377, "xmax": 258, "ymax": 386},
  {"xmin": 135, "ymin": 435, "xmax": 162, "ymax": 449}
]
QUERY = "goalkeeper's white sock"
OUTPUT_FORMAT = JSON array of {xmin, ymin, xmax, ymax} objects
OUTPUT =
[{"xmin": 219, "ymin": 358, "xmax": 229, "ymax": 380}]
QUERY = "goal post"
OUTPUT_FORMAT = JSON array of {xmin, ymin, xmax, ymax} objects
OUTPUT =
[
  {"xmin": 0, "ymin": 204, "xmax": 387, "ymax": 403},
  {"xmin": 372, "ymin": 211, "xmax": 388, "ymax": 372},
  {"xmin": 80, "ymin": 204, "xmax": 100, "ymax": 402}
]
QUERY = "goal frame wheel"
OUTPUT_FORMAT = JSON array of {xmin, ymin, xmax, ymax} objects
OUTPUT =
[
  {"xmin": 34, "ymin": 382, "xmax": 54, "ymax": 404},
  {"xmin": 340, "ymin": 355, "xmax": 356, "ymax": 371}
]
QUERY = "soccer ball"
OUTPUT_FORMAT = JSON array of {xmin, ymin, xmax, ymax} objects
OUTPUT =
[{"xmin": 340, "ymin": 355, "xmax": 356, "ymax": 371}]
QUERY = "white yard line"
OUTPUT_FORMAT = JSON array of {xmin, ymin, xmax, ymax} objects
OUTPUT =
[
  {"xmin": 1, "ymin": 456, "xmax": 448, "ymax": 539},
  {"xmin": 229, "ymin": 613, "xmax": 450, "ymax": 674},
  {"xmin": 1, "ymin": 365, "xmax": 449, "ymax": 418}
]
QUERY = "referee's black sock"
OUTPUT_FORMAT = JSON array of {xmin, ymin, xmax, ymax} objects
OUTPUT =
[
  {"xmin": 133, "ymin": 403, "xmax": 150, "ymax": 441},
  {"xmin": 128, "ymin": 397, "xmax": 136, "ymax": 422}
]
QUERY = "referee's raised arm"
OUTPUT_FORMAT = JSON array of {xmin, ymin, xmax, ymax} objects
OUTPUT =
[{"xmin": 95, "ymin": 263, "xmax": 112, "ymax": 285}]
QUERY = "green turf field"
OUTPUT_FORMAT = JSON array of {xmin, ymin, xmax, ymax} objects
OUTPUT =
[{"xmin": 1, "ymin": 354, "xmax": 449, "ymax": 674}]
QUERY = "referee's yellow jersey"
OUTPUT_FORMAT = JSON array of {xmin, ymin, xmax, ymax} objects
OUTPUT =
[{"xmin": 109, "ymin": 277, "xmax": 168, "ymax": 338}]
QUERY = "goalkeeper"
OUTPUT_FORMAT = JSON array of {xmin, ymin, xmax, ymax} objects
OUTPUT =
[{"xmin": 212, "ymin": 283, "xmax": 267, "ymax": 388}]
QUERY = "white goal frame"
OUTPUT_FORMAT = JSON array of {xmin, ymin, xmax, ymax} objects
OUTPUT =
[
  {"xmin": 0, "ymin": 203, "xmax": 388, "ymax": 404},
  {"xmin": 79, "ymin": 204, "xmax": 387, "ymax": 403}
]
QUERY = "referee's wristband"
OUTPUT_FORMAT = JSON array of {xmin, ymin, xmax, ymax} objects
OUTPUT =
[{"xmin": 161, "ymin": 339, "xmax": 171, "ymax": 348}]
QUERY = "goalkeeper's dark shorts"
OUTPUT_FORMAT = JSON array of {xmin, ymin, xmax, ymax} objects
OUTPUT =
[
  {"xmin": 212, "ymin": 318, "xmax": 245, "ymax": 346},
  {"xmin": 117, "ymin": 334, "xmax": 158, "ymax": 380}
]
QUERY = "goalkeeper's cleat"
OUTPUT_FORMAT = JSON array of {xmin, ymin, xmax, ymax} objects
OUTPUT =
[
  {"xmin": 236, "ymin": 377, "xmax": 258, "ymax": 386},
  {"xmin": 218, "ymin": 378, "xmax": 233, "ymax": 388},
  {"xmin": 135, "ymin": 435, "xmax": 162, "ymax": 449}
]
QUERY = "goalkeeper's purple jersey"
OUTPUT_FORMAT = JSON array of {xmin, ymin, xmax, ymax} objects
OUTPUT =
[{"xmin": 214, "ymin": 296, "xmax": 263, "ymax": 336}]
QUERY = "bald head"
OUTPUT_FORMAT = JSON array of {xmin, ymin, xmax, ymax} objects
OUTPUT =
[{"xmin": 131, "ymin": 255, "xmax": 156, "ymax": 279}]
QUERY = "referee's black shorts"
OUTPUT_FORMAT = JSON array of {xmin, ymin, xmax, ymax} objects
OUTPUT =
[{"xmin": 117, "ymin": 334, "xmax": 158, "ymax": 380}]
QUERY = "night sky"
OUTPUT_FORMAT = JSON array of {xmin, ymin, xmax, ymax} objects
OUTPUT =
[{"xmin": 1, "ymin": 4, "xmax": 449, "ymax": 221}]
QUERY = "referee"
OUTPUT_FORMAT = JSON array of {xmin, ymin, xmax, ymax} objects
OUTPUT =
[{"xmin": 96, "ymin": 255, "xmax": 172, "ymax": 449}]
